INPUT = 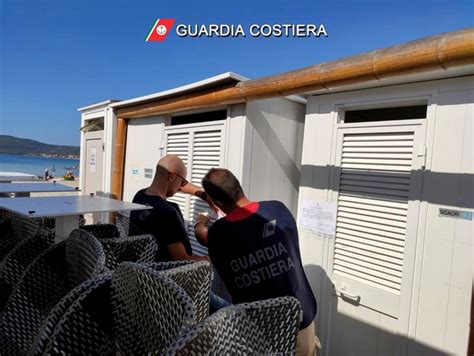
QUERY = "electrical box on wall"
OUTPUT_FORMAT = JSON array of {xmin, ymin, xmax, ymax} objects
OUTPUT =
[{"xmin": 144, "ymin": 168, "xmax": 153, "ymax": 179}]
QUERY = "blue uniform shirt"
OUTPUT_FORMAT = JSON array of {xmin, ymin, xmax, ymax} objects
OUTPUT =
[{"xmin": 208, "ymin": 200, "xmax": 317, "ymax": 329}]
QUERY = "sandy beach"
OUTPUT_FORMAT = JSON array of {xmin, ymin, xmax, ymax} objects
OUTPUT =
[{"xmin": 30, "ymin": 177, "xmax": 81, "ymax": 197}]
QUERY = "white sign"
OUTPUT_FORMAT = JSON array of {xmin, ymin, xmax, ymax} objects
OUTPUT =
[
  {"xmin": 299, "ymin": 200, "xmax": 337, "ymax": 236},
  {"xmin": 89, "ymin": 148, "xmax": 97, "ymax": 173}
]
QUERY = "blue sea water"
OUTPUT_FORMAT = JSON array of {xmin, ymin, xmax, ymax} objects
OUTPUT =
[{"xmin": 0, "ymin": 153, "xmax": 80, "ymax": 178}]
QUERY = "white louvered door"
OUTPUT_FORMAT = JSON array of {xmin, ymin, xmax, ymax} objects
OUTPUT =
[
  {"xmin": 164, "ymin": 122, "xmax": 226, "ymax": 256},
  {"xmin": 330, "ymin": 122, "xmax": 425, "ymax": 318}
]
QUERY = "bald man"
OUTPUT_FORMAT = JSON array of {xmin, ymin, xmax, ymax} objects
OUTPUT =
[{"xmin": 129, "ymin": 154, "xmax": 212, "ymax": 262}]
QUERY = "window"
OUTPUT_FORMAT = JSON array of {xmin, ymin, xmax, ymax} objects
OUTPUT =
[
  {"xmin": 344, "ymin": 105, "xmax": 427, "ymax": 124},
  {"xmin": 171, "ymin": 110, "xmax": 227, "ymax": 126}
]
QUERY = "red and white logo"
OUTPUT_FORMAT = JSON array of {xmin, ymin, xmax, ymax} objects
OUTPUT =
[{"xmin": 146, "ymin": 19, "xmax": 176, "ymax": 42}]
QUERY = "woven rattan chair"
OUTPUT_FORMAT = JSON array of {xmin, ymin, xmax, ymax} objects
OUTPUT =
[
  {"xmin": 99, "ymin": 234, "xmax": 157, "ymax": 269},
  {"xmin": 0, "ymin": 210, "xmax": 59, "ymax": 261},
  {"xmin": 29, "ymin": 272, "xmax": 114, "ymax": 356},
  {"xmin": 0, "ymin": 209, "xmax": 16, "ymax": 261},
  {"xmin": 116, "ymin": 212, "xmax": 130, "ymax": 238},
  {"xmin": 81, "ymin": 224, "xmax": 156, "ymax": 269},
  {"xmin": 81, "ymin": 223, "xmax": 121, "ymax": 240},
  {"xmin": 112, "ymin": 262, "xmax": 195, "ymax": 355},
  {"xmin": 0, "ymin": 232, "xmax": 54, "ymax": 312},
  {"xmin": 0, "ymin": 229, "xmax": 106, "ymax": 355},
  {"xmin": 167, "ymin": 296, "xmax": 302, "ymax": 355},
  {"xmin": 147, "ymin": 260, "xmax": 213, "ymax": 323}
]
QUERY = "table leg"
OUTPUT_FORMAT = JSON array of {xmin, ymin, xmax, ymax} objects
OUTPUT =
[{"xmin": 55, "ymin": 215, "xmax": 79, "ymax": 243}]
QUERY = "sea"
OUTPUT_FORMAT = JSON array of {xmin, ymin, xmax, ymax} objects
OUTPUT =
[{"xmin": 0, "ymin": 153, "xmax": 80, "ymax": 179}]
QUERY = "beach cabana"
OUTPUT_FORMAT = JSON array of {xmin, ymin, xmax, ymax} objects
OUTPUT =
[
  {"xmin": 81, "ymin": 28, "xmax": 473, "ymax": 355},
  {"xmin": 79, "ymin": 74, "xmax": 306, "ymax": 255}
]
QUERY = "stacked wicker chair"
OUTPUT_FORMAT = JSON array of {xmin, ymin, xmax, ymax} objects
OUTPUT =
[
  {"xmin": 81, "ymin": 224, "xmax": 157, "ymax": 269},
  {"xmin": 0, "ymin": 209, "xmax": 16, "ymax": 261},
  {"xmin": 147, "ymin": 260, "xmax": 213, "ymax": 323},
  {"xmin": 0, "ymin": 232, "xmax": 54, "ymax": 312},
  {"xmin": 115, "ymin": 212, "xmax": 131, "ymax": 238},
  {"xmin": 29, "ymin": 272, "xmax": 114, "ymax": 356},
  {"xmin": 0, "ymin": 229, "xmax": 106, "ymax": 355},
  {"xmin": 166, "ymin": 296, "xmax": 302, "ymax": 355},
  {"xmin": 112, "ymin": 262, "xmax": 196, "ymax": 355},
  {"xmin": 0, "ymin": 209, "xmax": 66, "ymax": 261}
]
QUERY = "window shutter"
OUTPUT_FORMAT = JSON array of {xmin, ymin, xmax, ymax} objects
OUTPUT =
[
  {"xmin": 334, "ymin": 132, "xmax": 414, "ymax": 295},
  {"xmin": 165, "ymin": 132, "xmax": 189, "ymax": 216},
  {"xmin": 164, "ymin": 124, "xmax": 225, "ymax": 256},
  {"xmin": 188, "ymin": 130, "xmax": 223, "ymax": 256}
]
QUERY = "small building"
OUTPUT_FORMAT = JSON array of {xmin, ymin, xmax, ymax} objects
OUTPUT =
[
  {"xmin": 79, "ymin": 73, "xmax": 306, "ymax": 254},
  {"xmin": 80, "ymin": 28, "xmax": 473, "ymax": 355}
]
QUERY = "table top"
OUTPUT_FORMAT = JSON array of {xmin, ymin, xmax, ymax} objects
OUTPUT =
[
  {"xmin": 0, "ymin": 172, "xmax": 39, "ymax": 182},
  {"xmin": 0, "ymin": 182, "xmax": 79, "ymax": 193},
  {"xmin": 0, "ymin": 195, "xmax": 151, "ymax": 218}
]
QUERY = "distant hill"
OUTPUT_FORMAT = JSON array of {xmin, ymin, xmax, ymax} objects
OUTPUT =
[{"xmin": 0, "ymin": 135, "xmax": 79, "ymax": 157}]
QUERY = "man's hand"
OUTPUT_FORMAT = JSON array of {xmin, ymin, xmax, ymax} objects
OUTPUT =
[
  {"xmin": 196, "ymin": 212, "xmax": 210, "ymax": 226},
  {"xmin": 194, "ymin": 213, "xmax": 210, "ymax": 246}
]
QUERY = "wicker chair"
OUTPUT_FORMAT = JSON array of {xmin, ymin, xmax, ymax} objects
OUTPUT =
[
  {"xmin": 116, "ymin": 212, "xmax": 130, "ymax": 238},
  {"xmin": 0, "ymin": 211, "xmax": 57, "ymax": 261},
  {"xmin": 0, "ymin": 229, "xmax": 106, "ymax": 355},
  {"xmin": 166, "ymin": 296, "xmax": 302, "ymax": 355},
  {"xmin": 81, "ymin": 223, "xmax": 121, "ymax": 240},
  {"xmin": 29, "ymin": 272, "xmax": 114, "ymax": 356},
  {"xmin": 81, "ymin": 224, "xmax": 156, "ymax": 269},
  {"xmin": 0, "ymin": 232, "xmax": 54, "ymax": 312},
  {"xmin": 0, "ymin": 209, "xmax": 16, "ymax": 261},
  {"xmin": 147, "ymin": 260, "xmax": 213, "ymax": 323},
  {"xmin": 112, "ymin": 262, "xmax": 195, "ymax": 355},
  {"xmin": 99, "ymin": 234, "xmax": 157, "ymax": 269}
]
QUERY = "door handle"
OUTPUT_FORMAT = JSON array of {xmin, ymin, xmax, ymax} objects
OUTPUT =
[
  {"xmin": 340, "ymin": 290, "xmax": 360, "ymax": 302},
  {"xmin": 339, "ymin": 284, "xmax": 361, "ymax": 304}
]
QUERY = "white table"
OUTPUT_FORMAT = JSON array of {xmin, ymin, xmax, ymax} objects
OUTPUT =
[
  {"xmin": 0, "ymin": 182, "xmax": 79, "ymax": 197},
  {"xmin": 0, "ymin": 172, "xmax": 39, "ymax": 182},
  {"xmin": 0, "ymin": 195, "xmax": 151, "ymax": 242}
]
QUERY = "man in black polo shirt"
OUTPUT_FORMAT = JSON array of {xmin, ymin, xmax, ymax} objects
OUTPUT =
[
  {"xmin": 194, "ymin": 168, "xmax": 319, "ymax": 355},
  {"xmin": 129, "ymin": 154, "xmax": 211, "ymax": 262}
]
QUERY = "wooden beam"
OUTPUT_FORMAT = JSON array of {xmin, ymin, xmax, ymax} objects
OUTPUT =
[
  {"xmin": 111, "ymin": 28, "xmax": 474, "ymax": 201},
  {"xmin": 111, "ymin": 117, "xmax": 127, "ymax": 200},
  {"xmin": 115, "ymin": 28, "xmax": 474, "ymax": 119}
]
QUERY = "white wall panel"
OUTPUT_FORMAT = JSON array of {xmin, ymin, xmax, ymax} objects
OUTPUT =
[{"xmin": 122, "ymin": 116, "xmax": 166, "ymax": 202}]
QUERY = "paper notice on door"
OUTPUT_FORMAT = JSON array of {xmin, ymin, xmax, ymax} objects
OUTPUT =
[
  {"xmin": 299, "ymin": 200, "xmax": 337, "ymax": 237},
  {"xmin": 90, "ymin": 148, "xmax": 97, "ymax": 173}
]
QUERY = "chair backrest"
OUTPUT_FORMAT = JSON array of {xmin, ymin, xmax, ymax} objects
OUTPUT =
[
  {"xmin": 30, "ymin": 273, "xmax": 115, "ymax": 356},
  {"xmin": 80, "ymin": 223, "xmax": 120, "ymax": 240},
  {"xmin": 10, "ymin": 212, "xmax": 42, "ymax": 240},
  {"xmin": 147, "ymin": 260, "xmax": 213, "ymax": 323},
  {"xmin": 167, "ymin": 297, "xmax": 301, "ymax": 355},
  {"xmin": 0, "ymin": 230, "xmax": 105, "ymax": 355},
  {"xmin": 65, "ymin": 229, "xmax": 107, "ymax": 289},
  {"xmin": 0, "ymin": 232, "xmax": 54, "ymax": 311},
  {"xmin": 99, "ymin": 234, "xmax": 157, "ymax": 269},
  {"xmin": 112, "ymin": 262, "xmax": 195, "ymax": 355},
  {"xmin": 115, "ymin": 212, "xmax": 130, "ymax": 238}
]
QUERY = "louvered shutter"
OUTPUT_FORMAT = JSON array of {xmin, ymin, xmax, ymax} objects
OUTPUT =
[
  {"xmin": 330, "ymin": 125, "xmax": 425, "ymax": 317},
  {"xmin": 165, "ymin": 132, "xmax": 190, "ymax": 216},
  {"xmin": 188, "ymin": 130, "xmax": 223, "ymax": 255},
  {"xmin": 164, "ymin": 123, "xmax": 225, "ymax": 256}
]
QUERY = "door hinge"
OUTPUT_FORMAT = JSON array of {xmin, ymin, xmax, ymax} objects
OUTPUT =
[{"xmin": 417, "ymin": 144, "xmax": 427, "ymax": 169}]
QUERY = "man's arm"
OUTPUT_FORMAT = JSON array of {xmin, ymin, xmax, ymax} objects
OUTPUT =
[
  {"xmin": 180, "ymin": 182, "xmax": 217, "ymax": 212},
  {"xmin": 194, "ymin": 214, "xmax": 210, "ymax": 246},
  {"xmin": 166, "ymin": 242, "xmax": 209, "ymax": 261}
]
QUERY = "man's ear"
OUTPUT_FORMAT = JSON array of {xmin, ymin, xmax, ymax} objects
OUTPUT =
[{"xmin": 215, "ymin": 200, "xmax": 225, "ymax": 211}]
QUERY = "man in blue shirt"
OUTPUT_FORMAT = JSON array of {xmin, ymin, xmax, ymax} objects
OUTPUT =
[{"xmin": 194, "ymin": 168, "xmax": 319, "ymax": 355}]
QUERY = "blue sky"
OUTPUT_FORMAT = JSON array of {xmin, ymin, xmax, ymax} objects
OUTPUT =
[{"xmin": 0, "ymin": 0, "xmax": 472, "ymax": 146}]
